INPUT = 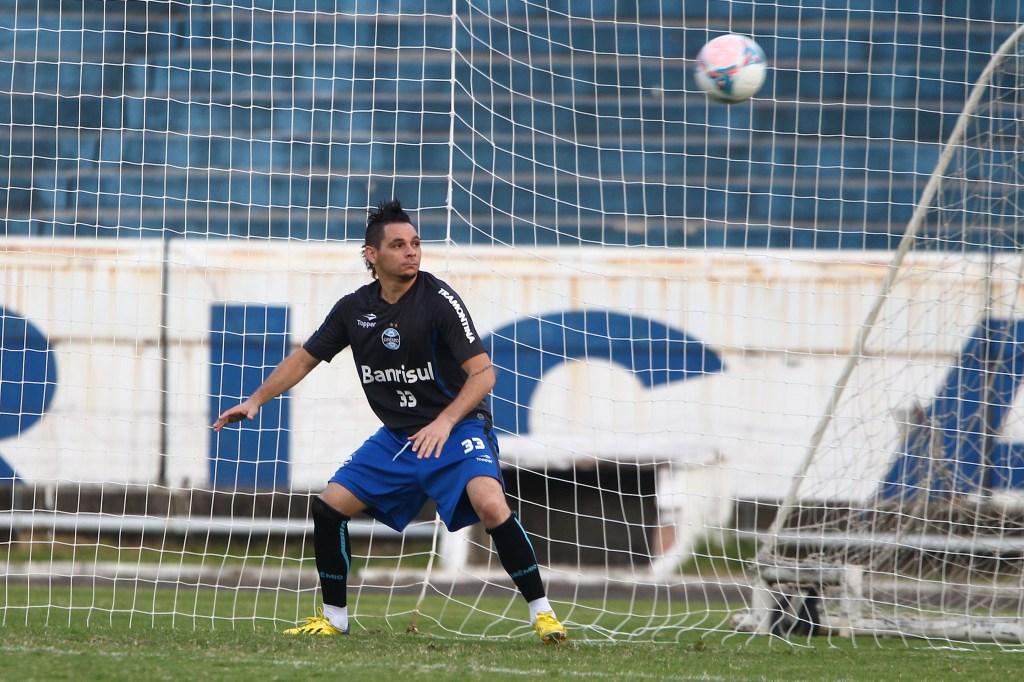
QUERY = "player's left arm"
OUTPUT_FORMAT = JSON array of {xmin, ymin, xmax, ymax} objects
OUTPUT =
[{"xmin": 410, "ymin": 352, "xmax": 495, "ymax": 459}]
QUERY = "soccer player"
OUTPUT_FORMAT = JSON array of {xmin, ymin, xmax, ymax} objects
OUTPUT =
[{"xmin": 212, "ymin": 200, "xmax": 567, "ymax": 644}]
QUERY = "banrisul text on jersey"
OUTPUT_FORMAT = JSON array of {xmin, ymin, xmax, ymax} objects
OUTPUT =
[{"xmin": 361, "ymin": 363, "xmax": 435, "ymax": 384}]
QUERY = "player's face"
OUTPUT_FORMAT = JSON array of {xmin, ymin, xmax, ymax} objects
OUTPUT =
[{"xmin": 367, "ymin": 222, "xmax": 421, "ymax": 282}]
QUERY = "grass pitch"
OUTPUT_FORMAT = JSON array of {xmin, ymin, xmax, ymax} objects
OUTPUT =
[{"xmin": 1, "ymin": 585, "xmax": 1022, "ymax": 681}]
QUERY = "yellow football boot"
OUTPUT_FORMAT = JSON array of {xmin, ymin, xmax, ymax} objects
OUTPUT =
[
  {"xmin": 533, "ymin": 611, "xmax": 567, "ymax": 644},
  {"xmin": 283, "ymin": 609, "xmax": 347, "ymax": 636}
]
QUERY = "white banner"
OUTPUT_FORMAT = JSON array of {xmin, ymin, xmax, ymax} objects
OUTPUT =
[{"xmin": 0, "ymin": 239, "xmax": 1006, "ymax": 499}]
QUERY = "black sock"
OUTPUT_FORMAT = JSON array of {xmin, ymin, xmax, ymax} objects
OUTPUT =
[
  {"xmin": 487, "ymin": 513, "xmax": 545, "ymax": 602},
  {"xmin": 311, "ymin": 497, "xmax": 350, "ymax": 608}
]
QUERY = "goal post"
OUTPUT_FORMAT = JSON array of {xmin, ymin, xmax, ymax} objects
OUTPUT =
[{"xmin": 737, "ymin": 24, "xmax": 1024, "ymax": 645}]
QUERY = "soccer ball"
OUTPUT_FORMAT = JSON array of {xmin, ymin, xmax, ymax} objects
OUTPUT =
[{"xmin": 694, "ymin": 34, "xmax": 767, "ymax": 103}]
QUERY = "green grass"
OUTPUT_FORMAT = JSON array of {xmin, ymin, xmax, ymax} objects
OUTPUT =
[
  {"xmin": 678, "ymin": 535, "xmax": 759, "ymax": 577},
  {"xmin": 2, "ymin": 583, "xmax": 728, "ymax": 640},
  {"xmin": 6, "ymin": 533, "xmax": 755, "ymax": 578},
  {"xmin": 3, "ymin": 537, "xmax": 433, "ymax": 569},
  {"xmin": 2, "ymin": 586, "xmax": 1023, "ymax": 680}
]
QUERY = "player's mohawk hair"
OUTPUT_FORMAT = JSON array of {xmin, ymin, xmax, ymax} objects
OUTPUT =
[{"xmin": 363, "ymin": 199, "xmax": 413, "ymax": 279}]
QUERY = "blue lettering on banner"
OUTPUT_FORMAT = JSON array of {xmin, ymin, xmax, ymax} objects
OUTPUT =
[
  {"xmin": 483, "ymin": 310, "xmax": 725, "ymax": 436},
  {"xmin": 0, "ymin": 307, "xmax": 58, "ymax": 482},
  {"xmin": 882, "ymin": 318, "xmax": 1024, "ymax": 499},
  {"xmin": 209, "ymin": 304, "xmax": 291, "ymax": 490},
  {"xmin": 10, "ymin": 305, "xmax": 1024, "ymax": 497}
]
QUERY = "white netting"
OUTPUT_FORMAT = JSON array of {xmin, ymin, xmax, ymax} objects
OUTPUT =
[
  {"xmin": 3, "ymin": 0, "xmax": 1024, "ymax": 645},
  {"xmin": 753, "ymin": 24, "xmax": 1024, "ymax": 645}
]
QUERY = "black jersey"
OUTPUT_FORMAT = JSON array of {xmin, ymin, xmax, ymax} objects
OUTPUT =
[{"xmin": 303, "ymin": 271, "xmax": 490, "ymax": 433}]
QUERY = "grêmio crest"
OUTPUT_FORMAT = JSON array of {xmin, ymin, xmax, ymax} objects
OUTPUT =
[{"xmin": 381, "ymin": 326, "xmax": 401, "ymax": 350}]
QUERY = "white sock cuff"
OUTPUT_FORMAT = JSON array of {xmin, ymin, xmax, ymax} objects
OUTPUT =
[
  {"xmin": 323, "ymin": 603, "xmax": 349, "ymax": 631},
  {"xmin": 528, "ymin": 597, "xmax": 553, "ymax": 623}
]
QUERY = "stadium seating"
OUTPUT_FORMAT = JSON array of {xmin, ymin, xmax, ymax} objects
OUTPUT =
[{"xmin": 0, "ymin": 0, "xmax": 1015, "ymax": 245}]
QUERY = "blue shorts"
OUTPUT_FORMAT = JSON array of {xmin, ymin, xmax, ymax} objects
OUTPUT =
[{"xmin": 328, "ymin": 415, "xmax": 503, "ymax": 533}]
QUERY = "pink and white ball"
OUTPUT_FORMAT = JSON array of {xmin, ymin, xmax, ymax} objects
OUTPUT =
[{"xmin": 694, "ymin": 34, "xmax": 767, "ymax": 103}]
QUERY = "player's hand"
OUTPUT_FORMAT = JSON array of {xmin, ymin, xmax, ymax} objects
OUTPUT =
[
  {"xmin": 410, "ymin": 416, "xmax": 456, "ymax": 459},
  {"xmin": 212, "ymin": 401, "xmax": 259, "ymax": 431}
]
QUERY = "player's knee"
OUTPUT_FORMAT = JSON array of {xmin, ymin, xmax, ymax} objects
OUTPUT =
[
  {"xmin": 475, "ymin": 495, "xmax": 511, "ymax": 528},
  {"xmin": 313, "ymin": 494, "xmax": 350, "ymax": 522},
  {"xmin": 318, "ymin": 483, "xmax": 365, "ymax": 517}
]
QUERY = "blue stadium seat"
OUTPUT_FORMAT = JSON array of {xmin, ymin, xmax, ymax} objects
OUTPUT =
[{"xmin": 2, "ymin": 0, "xmax": 1018, "ymax": 244}]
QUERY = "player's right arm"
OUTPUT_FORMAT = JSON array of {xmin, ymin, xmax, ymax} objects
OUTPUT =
[{"xmin": 211, "ymin": 347, "xmax": 321, "ymax": 431}]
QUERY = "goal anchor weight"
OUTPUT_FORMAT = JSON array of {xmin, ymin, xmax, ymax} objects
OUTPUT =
[
  {"xmin": 769, "ymin": 586, "xmax": 821, "ymax": 638},
  {"xmin": 733, "ymin": 564, "xmax": 863, "ymax": 638}
]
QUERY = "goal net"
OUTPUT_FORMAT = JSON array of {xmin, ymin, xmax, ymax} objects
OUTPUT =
[
  {"xmin": 739, "ymin": 24, "xmax": 1024, "ymax": 644},
  {"xmin": 2, "ymin": 0, "xmax": 736, "ymax": 641},
  {"xmin": 3, "ymin": 0, "xmax": 1024, "ymax": 646}
]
